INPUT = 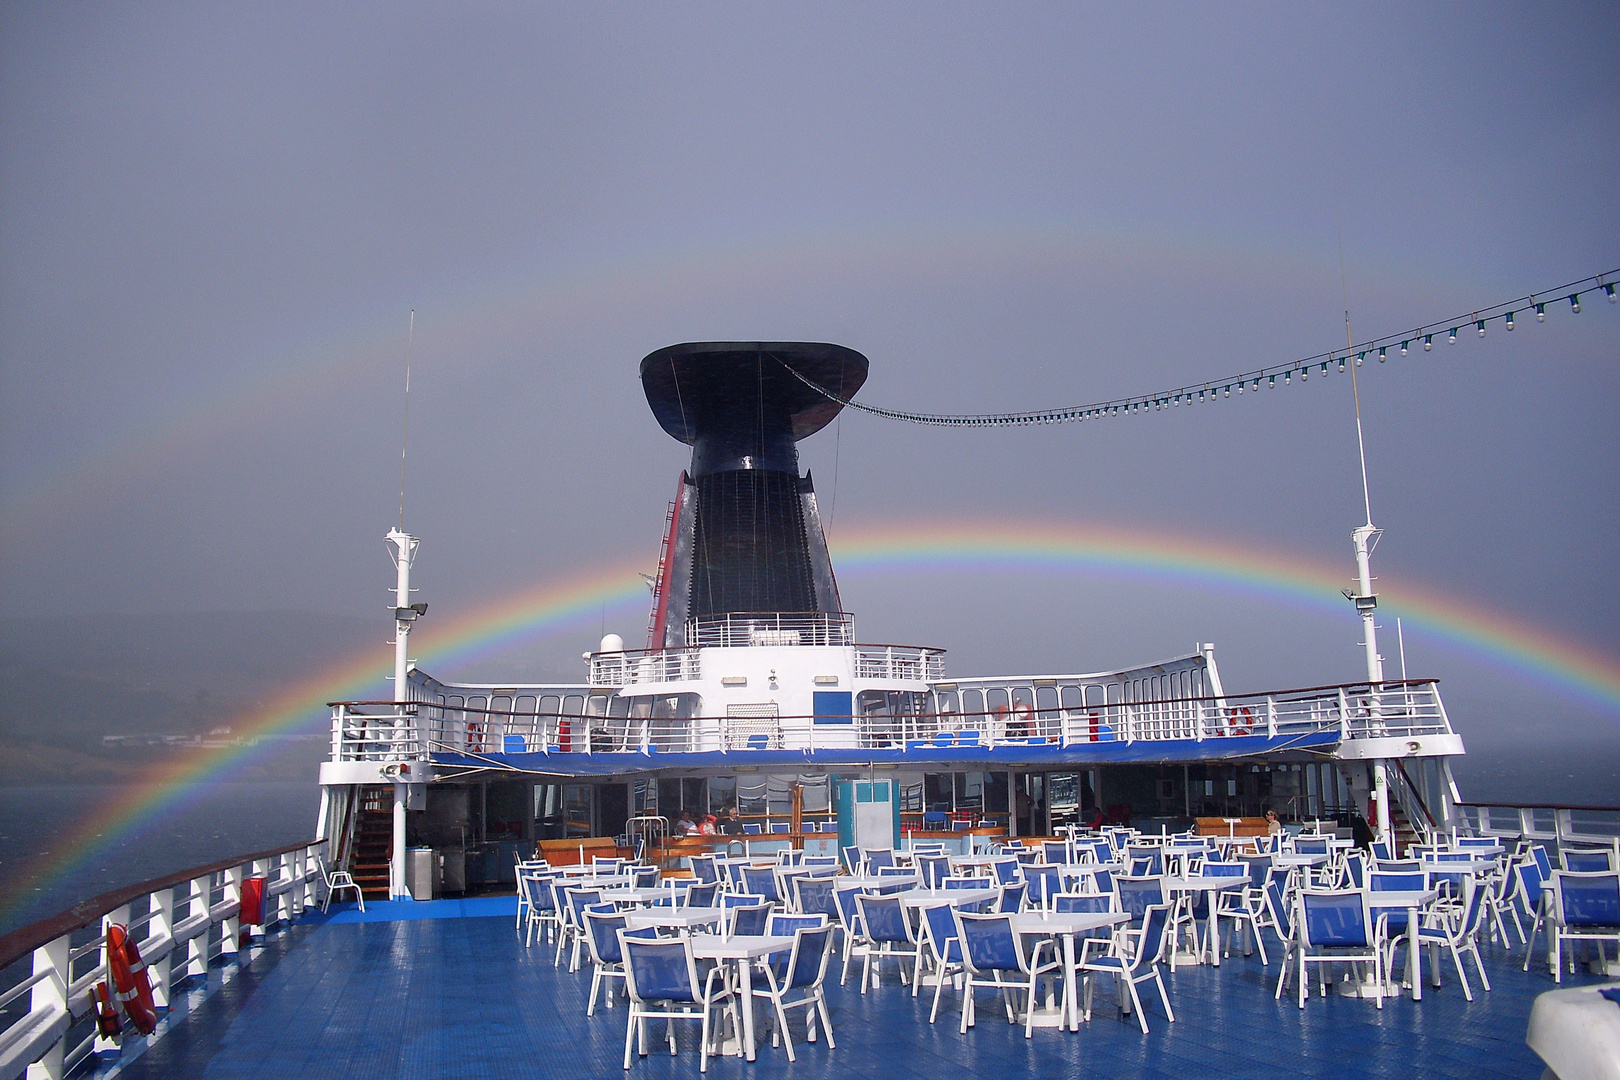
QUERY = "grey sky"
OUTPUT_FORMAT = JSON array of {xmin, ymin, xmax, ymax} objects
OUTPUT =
[{"xmin": 2, "ymin": 4, "xmax": 1616, "ymax": 757}]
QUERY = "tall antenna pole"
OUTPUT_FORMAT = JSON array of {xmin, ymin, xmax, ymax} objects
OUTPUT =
[
  {"xmin": 398, "ymin": 310, "xmax": 415, "ymax": 531},
  {"xmin": 1336, "ymin": 203, "xmax": 1389, "ymax": 844}
]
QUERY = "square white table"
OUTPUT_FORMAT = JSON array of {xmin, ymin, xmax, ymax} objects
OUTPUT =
[
  {"xmin": 896, "ymin": 888, "xmax": 1001, "ymax": 911},
  {"xmin": 1163, "ymin": 875, "xmax": 1249, "ymax": 966},
  {"xmin": 623, "ymin": 907, "xmax": 727, "ymax": 931},
  {"xmin": 1011, "ymin": 911, "xmax": 1130, "ymax": 1030},
  {"xmin": 842, "ymin": 875, "xmax": 917, "ymax": 891},
  {"xmin": 598, "ymin": 886, "xmax": 678, "ymax": 905},
  {"xmin": 689, "ymin": 934, "xmax": 796, "ymax": 1062},
  {"xmin": 1366, "ymin": 887, "xmax": 1440, "ymax": 1000}
]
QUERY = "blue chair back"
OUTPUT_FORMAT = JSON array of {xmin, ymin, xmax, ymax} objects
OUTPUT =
[
  {"xmin": 919, "ymin": 854, "xmax": 952, "ymax": 888},
  {"xmin": 1054, "ymin": 892, "xmax": 1113, "ymax": 914},
  {"xmin": 1245, "ymin": 855, "xmax": 1273, "ymax": 890},
  {"xmin": 524, "ymin": 872, "xmax": 557, "ymax": 912},
  {"xmin": 803, "ymin": 855, "xmax": 839, "ymax": 867},
  {"xmin": 1515, "ymin": 859, "xmax": 1545, "ymax": 911},
  {"xmin": 1126, "ymin": 847, "xmax": 1164, "ymax": 876},
  {"xmin": 1295, "ymin": 838, "xmax": 1330, "ymax": 856},
  {"xmin": 742, "ymin": 822, "xmax": 762, "ymax": 834},
  {"xmin": 584, "ymin": 908, "xmax": 632, "ymax": 963},
  {"xmin": 1531, "ymin": 845, "xmax": 1552, "ymax": 878},
  {"xmin": 957, "ymin": 912, "xmax": 1023, "ymax": 973},
  {"xmin": 842, "ymin": 845, "xmax": 863, "ymax": 872},
  {"xmin": 1343, "ymin": 852, "xmax": 1366, "ymax": 890},
  {"xmin": 741, "ymin": 866, "xmax": 780, "ymax": 902},
  {"xmin": 834, "ymin": 887, "xmax": 863, "ymax": 931},
  {"xmin": 769, "ymin": 913, "xmax": 827, "ymax": 936},
  {"xmin": 1265, "ymin": 877, "xmax": 1292, "ymax": 940},
  {"xmin": 684, "ymin": 881, "xmax": 719, "ymax": 908},
  {"xmin": 990, "ymin": 858, "xmax": 1021, "ymax": 885},
  {"xmin": 1371, "ymin": 839, "xmax": 1395, "ymax": 861},
  {"xmin": 730, "ymin": 903, "xmax": 771, "ymax": 937},
  {"xmin": 781, "ymin": 925, "xmax": 835, "ymax": 990},
  {"xmin": 867, "ymin": 849, "xmax": 896, "ymax": 873},
  {"xmin": 997, "ymin": 881, "xmax": 1027, "ymax": 913},
  {"xmin": 1370, "ymin": 871, "xmax": 1425, "ymax": 892},
  {"xmin": 795, "ymin": 876, "xmax": 837, "ymax": 918},
  {"xmin": 1564, "ymin": 849, "xmax": 1616, "ymax": 873},
  {"xmin": 1090, "ymin": 869, "xmax": 1114, "ymax": 895},
  {"xmin": 1299, "ymin": 890, "xmax": 1369, "ymax": 948},
  {"xmin": 856, "ymin": 894, "xmax": 912, "ymax": 944},
  {"xmin": 621, "ymin": 934, "xmax": 698, "ymax": 1003},
  {"xmin": 1042, "ymin": 840, "xmax": 1070, "ymax": 865},
  {"xmin": 565, "ymin": 888, "xmax": 603, "ymax": 926},
  {"xmin": 921, "ymin": 904, "xmax": 961, "ymax": 963},
  {"xmin": 1117, "ymin": 877, "xmax": 1165, "ymax": 925},
  {"xmin": 690, "ymin": 854, "xmax": 719, "ymax": 884},
  {"xmin": 1137, "ymin": 903, "xmax": 1173, "ymax": 966},
  {"xmin": 770, "ymin": 822, "xmax": 791, "ymax": 834},
  {"xmin": 1025, "ymin": 865, "xmax": 1062, "ymax": 906},
  {"xmin": 945, "ymin": 876, "xmax": 991, "ymax": 890},
  {"xmin": 1556, "ymin": 871, "xmax": 1620, "ymax": 927}
]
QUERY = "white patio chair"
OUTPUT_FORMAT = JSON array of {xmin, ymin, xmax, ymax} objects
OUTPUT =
[{"xmin": 316, "ymin": 854, "xmax": 364, "ymax": 914}]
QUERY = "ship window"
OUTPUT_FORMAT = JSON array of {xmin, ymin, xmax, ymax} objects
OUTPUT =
[
  {"xmin": 563, "ymin": 695, "xmax": 585, "ymax": 718},
  {"xmin": 934, "ymin": 690, "xmax": 959, "ymax": 717},
  {"xmin": 709, "ymin": 775, "xmax": 737, "ymax": 813},
  {"xmin": 962, "ymin": 689, "xmax": 984, "ymax": 721},
  {"xmin": 1036, "ymin": 685, "xmax": 1060, "ymax": 721},
  {"xmin": 736, "ymin": 776, "xmax": 768, "ymax": 815},
  {"xmin": 982, "ymin": 771, "xmax": 1009, "ymax": 815}
]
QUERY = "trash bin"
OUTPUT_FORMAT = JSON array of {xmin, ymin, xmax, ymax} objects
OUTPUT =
[
  {"xmin": 406, "ymin": 848, "xmax": 438, "ymax": 901},
  {"xmin": 240, "ymin": 876, "xmax": 267, "ymax": 925}
]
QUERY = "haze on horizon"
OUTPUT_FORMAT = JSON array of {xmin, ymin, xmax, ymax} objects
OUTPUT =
[{"xmin": 1, "ymin": 4, "xmax": 1617, "ymax": 783}]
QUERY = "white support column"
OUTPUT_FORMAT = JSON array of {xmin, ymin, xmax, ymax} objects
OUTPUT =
[
  {"xmin": 391, "ymin": 782, "xmax": 409, "ymax": 900},
  {"xmin": 1372, "ymin": 760, "xmax": 1391, "ymax": 847}
]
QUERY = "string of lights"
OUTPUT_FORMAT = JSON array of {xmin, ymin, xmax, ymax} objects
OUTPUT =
[{"xmin": 782, "ymin": 268, "xmax": 1619, "ymax": 427}]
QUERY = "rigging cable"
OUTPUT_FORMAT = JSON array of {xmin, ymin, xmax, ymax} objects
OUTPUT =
[{"xmin": 777, "ymin": 268, "xmax": 1619, "ymax": 428}]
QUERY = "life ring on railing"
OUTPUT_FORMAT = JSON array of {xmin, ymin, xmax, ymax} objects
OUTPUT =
[
  {"xmin": 1010, "ymin": 702, "xmax": 1035, "ymax": 738},
  {"xmin": 1225, "ymin": 706, "xmax": 1254, "ymax": 736},
  {"xmin": 106, "ymin": 924, "xmax": 158, "ymax": 1036},
  {"xmin": 466, "ymin": 719, "xmax": 485, "ymax": 753},
  {"xmin": 92, "ymin": 980, "xmax": 122, "ymax": 1039}
]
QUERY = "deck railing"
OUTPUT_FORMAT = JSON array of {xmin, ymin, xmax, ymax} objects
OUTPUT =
[
  {"xmin": 1456, "ymin": 802, "xmax": 1620, "ymax": 847},
  {"xmin": 334, "ymin": 678, "xmax": 1452, "ymax": 759},
  {"xmin": 684, "ymin": 611, "xmax": 855, "ymax": 648},
  {"xmin": 0, "ymin": 839, "xmax": 323, "ymax": 1080}
]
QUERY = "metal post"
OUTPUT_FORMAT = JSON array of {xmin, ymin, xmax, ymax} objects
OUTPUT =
[
  {"xmin": 1372, "ymin": 760, "xmax": 1391, "ymax": 845},
  {"xmin": 392, "ymin": 781, "xmax": 409, "ymax": 899}
]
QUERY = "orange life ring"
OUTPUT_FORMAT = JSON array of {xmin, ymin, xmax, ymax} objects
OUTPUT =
[
  {"xmin": 1011, "ymin": 702, "xmax": 1035, "ymax": 737},
  {"xmin": 106, "ymin": 924, "xmax": 158, "ymax": 1035},
  {"xmin": 92, "ymin": 980, "xmax": 122, "ymax": 1039},
  {"xmin": 467, "ymin": 719, "xmax": 485, "ymax": 752},
  {"xmin": 1226, "ymin": 706, "xmax": 1254, "ymax": 736}
]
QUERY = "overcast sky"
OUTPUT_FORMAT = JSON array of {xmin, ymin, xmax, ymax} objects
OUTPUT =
[{"xmin": 2, "ymin": 4, "xmax": 1616, "ymax": 761}]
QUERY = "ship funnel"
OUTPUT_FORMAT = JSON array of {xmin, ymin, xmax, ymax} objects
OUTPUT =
[{"xmin": 640, "ymin": 342, "xmax": 868, "ymax": 645}]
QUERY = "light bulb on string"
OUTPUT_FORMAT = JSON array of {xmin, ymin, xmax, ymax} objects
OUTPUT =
[
  {"xmin": 1378, "ymin": 346, "xmax": 1387, "ymax": 362},
  {"xmin": 1605, "ymin": 283, "xmax": 1616, "ymax": 302},
  {"xmin": 1476, "ymin": 319, "xmax": 1486, "ymax": 337},
  {"xmin": 1223, "ymin": 385, "xmax": 1231, "ymax": 398},
  {"xmin": 1319, "ymin": 361, "xmax": 1328, "ymax": 375},
  {"xmin": 1268, "ymin": 374, "xmax": 1276, "ymax": 388},
  {"xmin": 1570, "ymin": 293, "xmax": 1581, "ymax": 313},
  {"xmin": 1284, "ymin": 370, "xmax": 1292, "ymax": 384},
  {"xmin": 1534, "ymin": 302, "xmax": 1546, "ymax": 322},
  {"xmin": 1356, "ymin": 352, "xmax": 1365, "ymax": 366},
  {"xmin": 1301, "ymin": 367, "xmax": 1308, "ymax": 382},
  {"xmin": 1252, "ymin": 378, "xmax": 1260, "ymax": 391},
  {"xmin": 1505, "ymin": 311, "xmax": 1515, "ymax": 331},
  {"xmin": 1448, "ymin": 327, "xmax": 1458, "ymax": 343},
  {"xmin": 1337, "ymin": 358, "xmax": 1345, "ymax": 372},
  {"xmin": 1400, "ymin": 341, "xmax": 1409, "ymax": 356},
  {"xmin": 1423, "ymin": 334, "xmax": 1432, "ymax": 351}
]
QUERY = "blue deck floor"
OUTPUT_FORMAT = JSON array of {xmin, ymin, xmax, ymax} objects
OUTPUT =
[{"xmin": 93, "ymin": 898, "xmax": 1609, "ymax": 1080}]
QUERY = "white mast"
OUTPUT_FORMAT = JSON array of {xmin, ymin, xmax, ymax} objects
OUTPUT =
[{"xmin": 384, "ymin": 312, "xmax": 424, "ymax": 899}]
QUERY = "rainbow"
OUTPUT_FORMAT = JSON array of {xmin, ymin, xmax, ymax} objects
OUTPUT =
[{"xmin": 4, "ymin": 518, "xmax": 1615, "ymax": 923}]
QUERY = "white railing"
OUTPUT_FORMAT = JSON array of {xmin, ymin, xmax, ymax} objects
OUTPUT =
[
  {"xmin": 684, "ymin": 611, "xmax": 855, "ymax": 648},
  {"xmin": 0, "ymin": 841, "xmax": 323, "ymax": 1080},
  {"xmin": 1455, "ymin": 802, "xmax": 1620, "ymax": 847},
  {"xmin": 855, "ymin": 645, "xmax": 947, "ymax": 682},
  {"xmin": 329, "ymin": 704, "xmax": 425, "ymax": 762},
  {"xmin": 588, "ymin": 649, "xmax": 701, "ymax": 687},
  {"xmin": 354, "ymin": 678, "xmax": 1450, "ymax": 758}
]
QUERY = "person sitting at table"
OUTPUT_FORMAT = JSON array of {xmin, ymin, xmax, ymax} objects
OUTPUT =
[
  {"xmin": 720, "ymin": 806, "xmax": 745, "ymax": 836},
  {"xmin": 1265, "ymin": 809, "xmax": 1283, "ymax": 836},
  {"xmin": 675, "ymin": 809, "xmax": 698, "ymax": 835},
  {"xmin": 698, "ymin": 814, "xmax": 719, "ymax": 836}
]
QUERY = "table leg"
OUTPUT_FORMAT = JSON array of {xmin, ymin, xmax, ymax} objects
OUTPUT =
[
  {"xmin": 1208, "ymin": 904, "xmax": 1221, "ymax": 967},
  {"xmin": 734, "ymin": 958, "xmax": 758, "ymax": 1061},
  {"xmin": 1064, "ymin": 934, "xmax": 1079, "ymax": 1032},
  {"xmin": 1407, "ymin": 906, "xmax": 1421, "ymax": 1001}
]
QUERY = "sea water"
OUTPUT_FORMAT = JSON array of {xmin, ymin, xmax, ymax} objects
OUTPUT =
[{"xmin": 0, "ymin": 781, "xmax": 321, "ymax": 939}]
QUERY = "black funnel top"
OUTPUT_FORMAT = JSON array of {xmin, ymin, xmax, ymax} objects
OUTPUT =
[
  {"xmin": 640, "ymin": 342, "xmax": 865, "ymax": 622},
  {"xmin": 640, "ymin": 342, "xmax": 868, "ymax": 477}
]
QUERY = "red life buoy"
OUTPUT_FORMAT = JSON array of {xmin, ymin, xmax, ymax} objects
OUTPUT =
[
  {"xmin": 467, "ymin": 719, "xmax": 485, "ymax": 752},
  {"xmin": 92, "ymin": 980, "xmax": 122, "ymax": 1039},
  {"xmin": 1226, "ymin": 706, "xmax": 1254, "ymax": 736},
  {"xmin": 106, "ymin": 924, "xmax": 158, "ymax": 1035}
]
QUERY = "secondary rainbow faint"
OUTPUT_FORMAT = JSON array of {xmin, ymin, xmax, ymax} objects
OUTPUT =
[{"xmin": 3, "ymin": 518, "xmax": 1615, "ymax": 924}]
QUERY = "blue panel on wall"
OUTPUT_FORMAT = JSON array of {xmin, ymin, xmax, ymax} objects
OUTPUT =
[{"xmin": 813, "ymin": 691, "xmax": 853, "ymax": 723}]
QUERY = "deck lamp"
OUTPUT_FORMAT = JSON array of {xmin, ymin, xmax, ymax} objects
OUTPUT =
[
  {"xmin": 1569, "ymin": 293, "xmax": 1581, "ymax": 313},
  {"xmin": 1399, "ymin": 340, "xmax": 1409, "ymax": 356},
  {"xmin": 1606, "ymin": 283, "xmax": 1616, "ymax": 302},
  {"xmin": 1423, "ymin": 334, "xmax": 1433, "ymax": 350},
  {"xmin": 1476, "ymin": 319, "xmax": 1486, "ymax": 337},
  {"xmin": 1448, "ymin": 327, "xmax": 1458, "ymax": 343},
  {"xmin": 1378, "ymin": 346, "xmax": 1386, "ymax": 362},
  {"xmin": 1505, "ymin": 311, "xmax": 1515, "ymax": 331}
]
